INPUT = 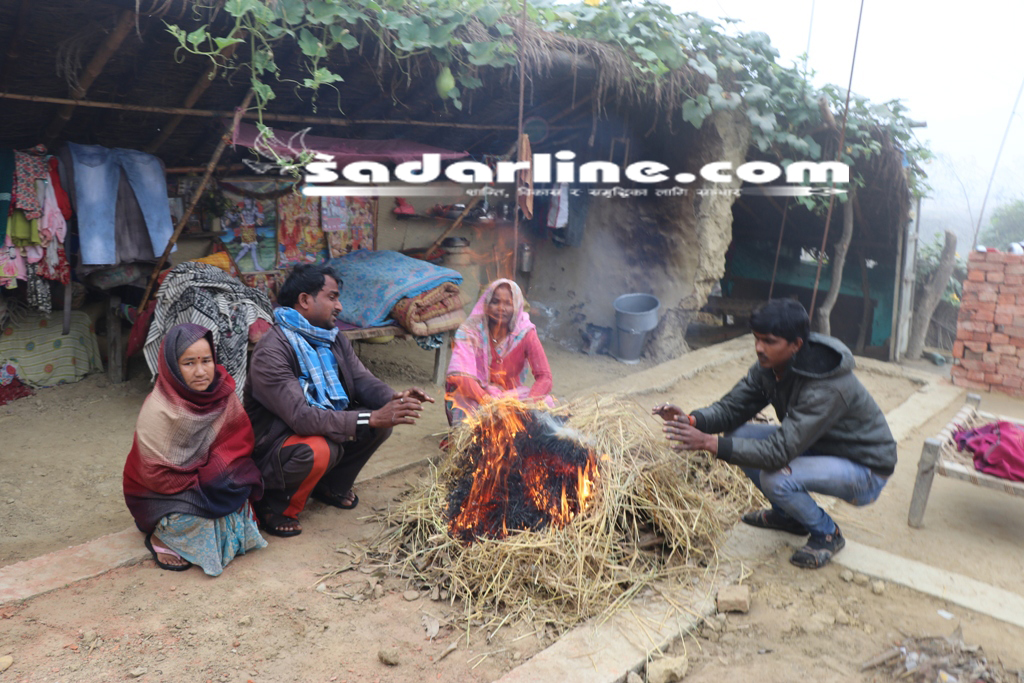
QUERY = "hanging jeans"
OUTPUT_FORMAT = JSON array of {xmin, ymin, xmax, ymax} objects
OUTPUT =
[{"xmin": 68, "ymin": 143, "xmax": 174, "ymax": 265}]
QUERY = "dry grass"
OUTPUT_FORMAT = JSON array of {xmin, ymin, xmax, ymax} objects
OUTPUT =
[{"xmin": 362, "ymin": 394, "xmax": 763, "ymax": 635}]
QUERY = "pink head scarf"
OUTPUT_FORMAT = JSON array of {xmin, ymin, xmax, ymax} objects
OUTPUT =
[{"xmin": 447, "ymin": 278, "xmax": 535, "ymax": 386}]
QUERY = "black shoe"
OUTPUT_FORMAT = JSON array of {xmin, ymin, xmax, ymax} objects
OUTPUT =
[
  {"xmin": 741, "ymin": 508, "xmax": 809, "ymax": 536},
  {"xmin": 790, "ymin": 525, "xmax": 845, "ymax": 569}
]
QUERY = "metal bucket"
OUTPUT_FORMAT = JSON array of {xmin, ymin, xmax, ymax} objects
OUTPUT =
[{"xmin": 612, "ymin": 293, "xmax": 660, "ymax": 363}]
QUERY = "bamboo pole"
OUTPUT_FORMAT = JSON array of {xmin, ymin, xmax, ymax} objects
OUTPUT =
[
  {"xmin": 0, "ymin": 92, "xmax": 582, "ymax": 131},
  {"xmin": 511, "ymin": 0, "xmax": 529, "ymax": 277},
  {"xmin": 137, "ymin": 89, "xmax": 256, "ymax": 313},
  {"xmin": 43, "ymin": 9, "xmax": 137, "ymax": 146},
  {"xmin": 165, "ymin": 163, "xmax": 247, "ymax": 174},
  {"xmin": 146, "ymin": 29, "xmax": 248, "ymax": 153}
]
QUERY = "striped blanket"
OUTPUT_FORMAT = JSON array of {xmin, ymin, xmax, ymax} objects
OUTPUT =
[{"xmin": 144, "ymin": 262, "xmax": 273, "ymax": 398}]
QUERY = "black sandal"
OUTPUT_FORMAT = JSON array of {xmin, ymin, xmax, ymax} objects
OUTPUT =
[
  {"xmin": 144, "ymin": 532, "xmax": 193, "ymax": 571},
  {"xmin": 254, "ymin": 507, "xmax": 302, "ymax": 537},
  {"xmin": 311, "ymin": 488, "xmax": 359, "ymax": 510}
]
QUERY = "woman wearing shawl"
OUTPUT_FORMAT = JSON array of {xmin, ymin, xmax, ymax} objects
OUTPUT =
[
  {"xmin": 123, "ymin": 323, "xmax": 266, "ymax": 575},
  {"xmin": 445, "ymin": 278, "xmax": 554, "ymax": 424}
]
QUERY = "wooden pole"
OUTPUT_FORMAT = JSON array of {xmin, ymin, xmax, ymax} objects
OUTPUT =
[
  {"xmin": 137, "ymin": 89, "xmax": 256, "ymax": 313},
  {"xmin": 146, "ymin": 29, "xmax": 248, "ymax": 153},
  {"xmin": 511, "ymin": 0, "xmax": 529, "ymax": 277},
  {"xmin": 165, "ymin": 163, "xmax": 247, "ymax": 174},
  {"xmin": 0, "ymin": 92, "xmax": 583, "ymax": 131},
  {"xmin": 767, "ymin": 198, "xmax": 790, "ymax": 300},
  {"xmin": 43, "ymin": 9, "xmax": 136, "ymax": 146}
]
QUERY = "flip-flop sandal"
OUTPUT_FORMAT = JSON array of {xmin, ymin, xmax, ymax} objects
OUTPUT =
[
  {"xmin": 254, "ymin": 508, "xmax": 302, "ymax": 537},
  {"xmin": 144, "ymin": 533, "xmax": 192, "ymax": 572},
  {"xmin": 312, "ymin": 488, "xmax": 359, "ymax": 510}
]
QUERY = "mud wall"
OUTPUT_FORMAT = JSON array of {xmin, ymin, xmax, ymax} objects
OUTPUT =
[{"xmin": 524, "ymin": 110, "xmax": 750, "ymax": 361}]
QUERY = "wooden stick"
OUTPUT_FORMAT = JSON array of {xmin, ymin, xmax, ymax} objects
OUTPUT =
[
  {"xmin": 0, "ymin": 92, "xmax": 583, "ymax": 131},
  {"xmin": 137, "ymin": 88, "xmax": 256, "ymax": 313},
  {"xmin": 43, "ymin": 9, "xmax": 136, "ymax": 146},
  {"xmin": 146, "ymin": 28, "xmax": 248, "ymax": 154},
  {"xmin": 422, "ymin": 194, "xmax": 485, "ymax": 261},
  {"xmin": 165, "ymin": 164, "xmax": 247, "ymax": 174}
]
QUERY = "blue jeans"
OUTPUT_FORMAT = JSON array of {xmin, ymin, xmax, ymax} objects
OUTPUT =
[
  {"xmin": 731, "ymin": 424, "xmax": 889, "ymax": 536},
  {"xmin": 68, "ymin": 143, "xmax": 175, "ymax": 265}
]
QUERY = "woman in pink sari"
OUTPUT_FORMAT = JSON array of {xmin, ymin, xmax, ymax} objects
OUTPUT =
[{"xmin": 445, "ymin": 278, "xmax": 553, "ymax": 425}]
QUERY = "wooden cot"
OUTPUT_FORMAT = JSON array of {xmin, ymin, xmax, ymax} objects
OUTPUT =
[{"xmin": 907, "ymin": 394, "xmax": 1024, "ymax": 527}]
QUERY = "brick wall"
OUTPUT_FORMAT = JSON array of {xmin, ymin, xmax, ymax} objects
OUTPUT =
[{"xmin": 951, "ymin": 250, "xmax": 1024, "ymax": 395}]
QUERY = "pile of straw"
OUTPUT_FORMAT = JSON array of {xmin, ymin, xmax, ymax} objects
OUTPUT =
[{"xmin": 366, "ymin": 394, "xmax": 762, "ymax": 633}]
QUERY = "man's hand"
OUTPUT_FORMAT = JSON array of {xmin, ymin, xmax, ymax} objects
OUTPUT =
[
  {"xmin": 663, "ymin": 420, "xmax": 718, "ymax": 455},
  {"xmin": 394, "ymin": 387, "xmax": 435, "ymax": 404},
  {"xmin": 652, "ymin": 403, "xmax": 689, "ymax": 423},
  {"xmin": 370, "ymin": 392, "xmax": 428, "ymax": 428}
]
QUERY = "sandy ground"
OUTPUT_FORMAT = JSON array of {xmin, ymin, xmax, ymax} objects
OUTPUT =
[{"xmin": 2, "ymin": 337, "xmax": 1024, "ymax": 682}]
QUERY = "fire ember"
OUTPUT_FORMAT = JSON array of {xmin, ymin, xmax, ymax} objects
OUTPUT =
[{"xmin": 446, "ymin": 399, "xmax": 600, "ymax": 542}]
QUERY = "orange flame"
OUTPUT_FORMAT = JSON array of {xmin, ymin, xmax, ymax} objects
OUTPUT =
[{"xmin": 447, "ymin": 399, "xmax": 600, "ymax": 542}]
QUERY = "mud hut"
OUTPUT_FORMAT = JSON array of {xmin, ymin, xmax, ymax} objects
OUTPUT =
[{"xmin": 0, "ymin": 0, "xmax": 921, "ymax": 369}]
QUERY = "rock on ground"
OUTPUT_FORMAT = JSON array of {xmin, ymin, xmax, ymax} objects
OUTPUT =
[{"xmin": 648, "ymin": 655, "xmax": 689, "ymax": 683}]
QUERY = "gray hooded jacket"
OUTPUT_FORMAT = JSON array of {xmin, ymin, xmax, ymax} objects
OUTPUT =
[{"xmin": 690, "ymin": 333, "xmax": 897, "ymax": 476}]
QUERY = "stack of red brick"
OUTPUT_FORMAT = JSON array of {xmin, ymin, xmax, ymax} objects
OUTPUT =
[{"xmin": 951, "ymin": 250, "xmax": 1024, "ymax": 395}]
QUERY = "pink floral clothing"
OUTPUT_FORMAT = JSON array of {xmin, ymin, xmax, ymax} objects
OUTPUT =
[
  {"xmin": 0, "ymin": 234, "xmax": 26, "ymax": 288},
  {"xmin": 12, "ymin": 145, "xmax": 49, "ymax": 221}
]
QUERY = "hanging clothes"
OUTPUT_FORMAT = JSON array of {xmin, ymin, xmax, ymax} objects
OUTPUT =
[
  {"xmin": 0, "ymin": 149, "xmax": 14, "ymax": 244},
  {"xmin": 66, "ymin": 143, "xmax": 174, "ymax": 266},
  {"xmin": 25, "ymin": 263, "xmax": 51, "ymax": 315},
  {"xmin": 11, "ymin": 145, "xmax": 49, "ymax": 221},
  {"xmin": 0, "ymin": 234, "xmax": 26, "ymax": 288},
  {"xmin": 48, "ymin": 157, "xmax": 72, "ymax": 221},
  {"xmin": 517, "ymin": 133, "xmax": 534, "ymax": 220}
]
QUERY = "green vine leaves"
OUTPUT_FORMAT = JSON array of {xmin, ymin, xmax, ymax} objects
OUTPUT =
[{"xmin": 167, "ymin": 0, "xmax": 929, "ymax": 199}]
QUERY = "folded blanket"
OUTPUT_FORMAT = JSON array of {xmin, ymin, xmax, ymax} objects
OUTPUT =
[
  {"xmin": 401, "ymin": 308, "xmax": 467, "ymax": 337},
  {"xmin": 326, "ymin": 250, "xmax": 463, "ymax": 328},
  {"xmin": 391, "ymin": 282, "xmax": 466, "ymax": 328}
]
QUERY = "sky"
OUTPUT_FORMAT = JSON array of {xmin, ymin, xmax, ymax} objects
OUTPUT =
[{"xmin": 666, "ymin": 0, "xmax": 1024, "ymax": 250}]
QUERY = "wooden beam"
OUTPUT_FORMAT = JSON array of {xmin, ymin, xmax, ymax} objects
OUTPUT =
[
  {"xmin": 0, "ymin": 92, "xmax": 584, "ymax": 131},
  {"xmin": 43, "ymin": 9, "xmax": 136, "ymax": 146},
  {"xmin": 137, "ymin": 89, "xmax": 256, "ymax": 314},
  {"xmin": 165, "ymin": 164, "xmax": 246, "ymax": 174},
  {"xmin": 0, "ymin": 0, "xmax": 33, "ymax": 91},
  {"xmin": 145, "ymin": 29, "xmax": 247, "ymax": 154}
]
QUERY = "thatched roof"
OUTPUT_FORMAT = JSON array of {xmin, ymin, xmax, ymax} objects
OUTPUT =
[
  {"xmin": 0, "ymin": 0, "xmax": 704, "ymax": 169},
  {"xmin": 0, "ymin": 0, "xmax": 910, "ymax": 257}
]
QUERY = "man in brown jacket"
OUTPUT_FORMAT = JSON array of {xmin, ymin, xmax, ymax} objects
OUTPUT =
[{"xmin": 244, "ymin": 264, "xmax": 433, "ymax": 536}]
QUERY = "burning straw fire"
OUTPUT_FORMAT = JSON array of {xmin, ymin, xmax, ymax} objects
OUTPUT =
[
  {"xmin": 367, "ymin": 395, "xmax": 762, "ymax": 633},
  {"xmin": 446, "ymin": 400, "xmax": 600, "ymax": 542}
]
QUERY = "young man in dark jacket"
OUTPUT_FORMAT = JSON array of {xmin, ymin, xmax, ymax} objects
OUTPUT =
[
  {"xmin": 244, "ymin": 264, "xmax": 433, "ymax": 537},
  {"xmin": 655, "ymin": 299, "xmax": 896, "ymax": 568}
]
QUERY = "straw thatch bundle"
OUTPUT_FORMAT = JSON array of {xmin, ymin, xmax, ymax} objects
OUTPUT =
[{"xmin": 366, "ymin": 394, "xmax": 763, "ymax": 633}]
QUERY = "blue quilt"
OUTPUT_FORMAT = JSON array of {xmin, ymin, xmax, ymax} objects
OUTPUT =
[{"xmin": 327, "ymin": 250, "xmax": 463, "ymax": 328}]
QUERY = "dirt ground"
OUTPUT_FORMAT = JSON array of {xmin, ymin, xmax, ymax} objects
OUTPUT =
[{"xmin": 2, "ymin": 337, "xmax": 1024, "ymax": 682}]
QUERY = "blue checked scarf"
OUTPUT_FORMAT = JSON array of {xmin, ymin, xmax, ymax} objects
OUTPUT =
[{"xmin": 274, "ymin": 308, "xmax": 349, "ymax": 411}]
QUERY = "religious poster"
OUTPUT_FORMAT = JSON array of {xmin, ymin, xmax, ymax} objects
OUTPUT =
[
  {"xmin": 240, "ymin": 270, "xmax": 285, "ymax": 306},
  {"xmin": 322, "ymin": 196, "xmax": 376, "ymax": 258},
  {"xmin": 218, "ymin": 181, "xmax": 279, "ymax": 274},
  {"xmin": 277, "ymin": 192, "xmax": 327, "ymax": 268}
]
